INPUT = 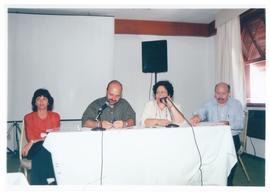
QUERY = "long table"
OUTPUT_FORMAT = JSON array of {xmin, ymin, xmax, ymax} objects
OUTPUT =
[{"xmin": 43, "ymin": 125, "xmax": 237, "ymax": 185}]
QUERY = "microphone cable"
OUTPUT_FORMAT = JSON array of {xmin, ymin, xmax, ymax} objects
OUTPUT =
[
  {"xmin": 189, "ymin": 121, "xmax": 204, "ymax": 185},
  {"xmin": 99, "ymin": 130, "xmax": 104, "ymax": 185},
  {"xmin": 148, "ymin": 73, "xmax": 153, "ymax": 100},
  {"xmin": 165, "ymin": 97, "xmax": 204, "ymax": 185},
  {"xmin": 85, "ymin": 130, "xmax": 104, "ymax": 186},
  {"xmin": 249, "ymin": 136, "xmax": 257, "ymax": 157}
]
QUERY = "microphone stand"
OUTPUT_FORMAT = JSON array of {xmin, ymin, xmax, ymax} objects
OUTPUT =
[
  {"xmin": 165, "ymin": 97, "xmax": 204, "ymax": 185},
  {"xmin": 91, "ymin": 110, "xmax": 106, "ymax": 131},
  {"xmin": 166, "ymin": 97, "xmax": 193, "ymax": 128}
]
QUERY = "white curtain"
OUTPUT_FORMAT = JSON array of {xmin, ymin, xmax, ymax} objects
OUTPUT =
[{"xmin": 215, "ymin": 16, "xmax": 246, "ymax": 106}]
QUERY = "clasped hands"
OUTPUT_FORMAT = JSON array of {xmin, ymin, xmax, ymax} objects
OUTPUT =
[{"xmin": 100, "ymin": 120, "xmax": 125, "ymax": 129}]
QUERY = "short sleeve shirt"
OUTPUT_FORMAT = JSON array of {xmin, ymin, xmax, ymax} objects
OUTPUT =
[
  {"xmin": 24, "ymin": 111, "xmax": 60, "ymax": 141},
  {"xmin": 82, "ymin": 97, "xmax": 136, "ymax": 125}
]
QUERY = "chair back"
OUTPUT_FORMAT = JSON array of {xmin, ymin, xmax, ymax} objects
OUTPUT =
[
  {"xmin": 19, "ymin": 120, "xmax": 32, "ymax": 175},
  {"xmin": 19, "ymin": 121, "xmax": 28, "ymax": 161},
  {"xmin": 238, "ymin": 110, "xmax": 249, "ymax": 154}
]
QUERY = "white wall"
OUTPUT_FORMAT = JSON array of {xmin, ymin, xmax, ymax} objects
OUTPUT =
[
  {"xmin": 113, "ymin": 34, "xmax": 216, "ymax": 125},
  {"xmin": 8, "ymin": 14, "xmax": 114, "ymax": 121}
]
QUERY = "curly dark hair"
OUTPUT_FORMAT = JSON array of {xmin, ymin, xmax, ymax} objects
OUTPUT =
[
  {"xmin": 31, "ymin": 88, "xmax": 54, "ymax": 112},
  {"xmin": 153, "ymin": 80, "xmax": 174, "ymax": 97}
]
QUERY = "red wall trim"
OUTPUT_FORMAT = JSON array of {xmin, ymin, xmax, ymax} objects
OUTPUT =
[{"xmin": 115, "ymin": 19, "xmax": 215, "ymax": 37}]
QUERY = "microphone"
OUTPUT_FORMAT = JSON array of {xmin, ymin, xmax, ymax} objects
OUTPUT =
[
  {"xmin": 92, "ymin": 102, "xmax": 109, "ymax": 131},
  {"xmin": 96, "ymin": 102, "xmax": 109, "ymax": 120},
  {"xmin": 98, "ymin": 102, "xmax": 109, "ymax": 113},
  {"xmin": 160, "ymin": 97, "xmax": 167, "ymax": 104}
]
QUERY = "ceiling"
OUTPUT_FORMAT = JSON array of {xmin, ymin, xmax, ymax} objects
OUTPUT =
[{"xmin": 8, "ymin": 8, "xmax": 221, "ymax": 24}]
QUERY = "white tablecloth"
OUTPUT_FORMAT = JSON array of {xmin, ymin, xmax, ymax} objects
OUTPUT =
[
  {"xmin": 43, "ymin": 125, "xmax": 237, "ymax": 185},
  {"xmin": 7, "ymin": 172, "xmax": 29, "ymax": 185}
]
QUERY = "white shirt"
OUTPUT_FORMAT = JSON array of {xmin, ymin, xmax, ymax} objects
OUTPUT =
[{"xmin": 141, "ymin": 100, "xmax": 181, "ymax": 127}]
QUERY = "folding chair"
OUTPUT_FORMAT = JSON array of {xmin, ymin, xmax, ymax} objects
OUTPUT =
[
  {"xmin": 237, "ymin": 110, "xmax": 251, "ymax": 182},
  {"xmin": 19, "ymin": 121, "xmax": 32, "ymax": 178}
]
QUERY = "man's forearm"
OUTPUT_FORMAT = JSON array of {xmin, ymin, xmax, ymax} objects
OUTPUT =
[{"xmin": 82, "ymin": 119, "xmax": 98, "ymax": 128}]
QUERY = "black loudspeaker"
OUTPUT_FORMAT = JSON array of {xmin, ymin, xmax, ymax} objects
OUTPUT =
[{"xmin": 142, "ymin": 40, "xmax": 168, "ymax": 73}]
